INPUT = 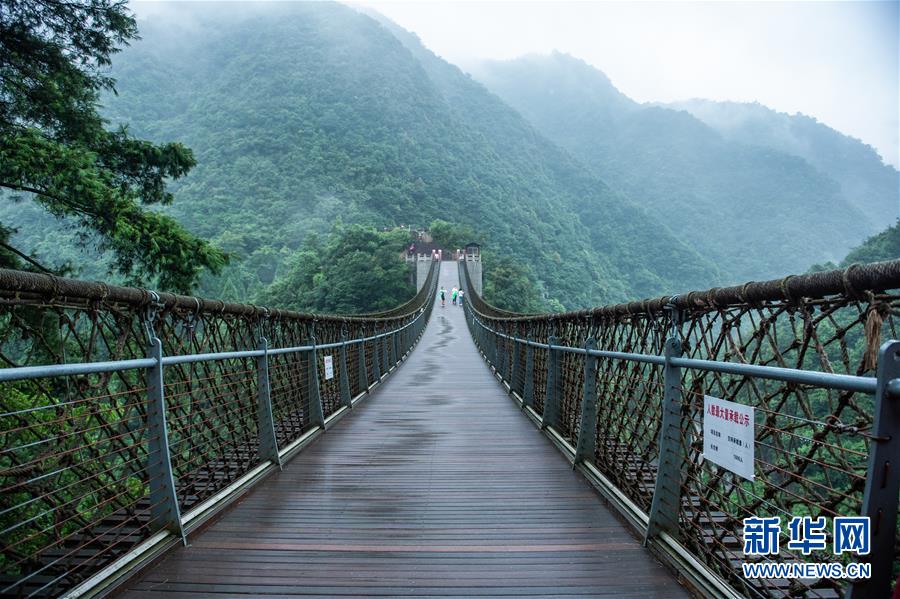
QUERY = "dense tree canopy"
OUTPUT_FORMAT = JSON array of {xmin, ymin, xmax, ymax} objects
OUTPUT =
[
  {"xmin": 260, "ymin": 225, "xmax": 415, "ymax": 314},
  {"xmin": 429, "ymin": 220, "xmax": 478, "ymax": 252},
  {"xmin": 0, "ymin": 0, "xmax": 225, "ymax": 291},
  {"xmin": 482, "ymin": 255, "xmax": 551, "ymax": 313}
]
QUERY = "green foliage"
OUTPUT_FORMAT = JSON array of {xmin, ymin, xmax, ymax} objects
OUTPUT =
[
  {"xmin": 260, "ymin": 225, "xmax": 415, "ymax": 314},
  {"xmin": 429, "ymin": 219, "xmax": 477, "ymax": 251},
  {"xmin": 482, "ymin": 254, "xmax": 546, "ymax": 313},
  {"xmin": 0, "ymin": 0, "xmax": 226, "ymax": 291}
]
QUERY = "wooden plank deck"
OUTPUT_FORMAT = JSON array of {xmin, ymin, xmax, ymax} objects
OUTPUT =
[{"xmin": 119, "ymin": 261, "xmax": 689, "ymax": 598}]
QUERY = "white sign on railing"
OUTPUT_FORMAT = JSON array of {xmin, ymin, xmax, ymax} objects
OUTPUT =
[
  {"xmin": 703, "ymin": 395, "xmax": 755, "ymax": 480},
  {"xmin": 323, "ymin": 355, "xmax": 334, "ymax": 380}
]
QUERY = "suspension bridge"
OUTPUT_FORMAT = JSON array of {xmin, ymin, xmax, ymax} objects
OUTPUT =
[{"xmin": 0, "ymin": 257, "xmax": 898, "ymax": 598}]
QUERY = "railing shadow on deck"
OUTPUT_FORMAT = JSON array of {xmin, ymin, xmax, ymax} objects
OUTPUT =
[
  {"xmin": 460, "ymin": 259, "xmax": 900, "ymax": 599},
  {"xmin": 0, "ymin": 260, "xmax": 439, "ymax": 598}
]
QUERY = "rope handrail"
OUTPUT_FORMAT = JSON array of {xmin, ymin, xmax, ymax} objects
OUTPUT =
[
  {"xmin": 0, "ymin": 263, "xmax": 438, "ymax": 323},
  {"xmin": 463, "ymin": 258, "xmax": 900, "ymax": 321}
]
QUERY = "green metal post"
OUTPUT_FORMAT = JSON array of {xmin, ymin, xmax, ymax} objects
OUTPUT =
[
  {"xmin": 541, "ymin": 335, "xmax": 561, "ymax": 430},
  {"xmin": 256, "ymin": 337, "xmax": 282, "ymax": 469},
  {"xmin": 372, "ymin": 331, "xmax": 381, "ymax": 381},
  {"xmin": 146, "ymin": 338, "xmax": 186, "ymax": 544},
  {"xmin": 574, "ymin": 338, "xmax": 598, "ymax": 465},
  {"xmin": 358, "ymin": 339, "xmax": 369, "ymax": 391},
  {"xmin": 848, "ymin": 340, "xmax": 900, "ymax": 598},
  {"xmin": 307, "ymin": 340, "xmax": 325, "ymax": 429},
  {"xmin": 523, "ymin": 336, "xmax": 535, "ymax": 410},
  {"xmin": 339, "ymin": 337, "xmax": 352, "ymax": 409},
  {"xmin": 645, "ymin": 336, "xmax": 684, "ymax": 544}
]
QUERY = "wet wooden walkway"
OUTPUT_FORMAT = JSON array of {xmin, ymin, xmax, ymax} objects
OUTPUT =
[{"xmin": 120, "ymin": 262, "xmax": 688, "ymax": 598}]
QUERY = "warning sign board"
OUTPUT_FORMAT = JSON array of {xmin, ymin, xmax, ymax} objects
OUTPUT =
[{"xmin": 703, "ymin": 395, "xmax": 754, "ymax": 480}]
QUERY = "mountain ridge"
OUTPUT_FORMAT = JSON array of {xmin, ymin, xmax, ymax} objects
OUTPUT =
[{"xmin": 471, "ymin": 52, "xmax": 890, "ymax": 283}]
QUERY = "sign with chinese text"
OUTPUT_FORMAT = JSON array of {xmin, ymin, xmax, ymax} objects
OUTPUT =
[
  {"xmin": 703, "ymin": 394, "xmax": 754, "ymax": 480},
  {"xmin": 323, "ymin": 355, "xmax": 334, "ymax": 380}
]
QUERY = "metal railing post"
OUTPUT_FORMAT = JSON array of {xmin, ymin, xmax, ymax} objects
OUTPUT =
[
  {"xmin": 494, "ymin": 331, "xmax": 503, "ymax": 377},
  {"xmin": 492, "ymin": 330, "xmax": 500, "ymax": 371},
  {"xmin": 372, "ymin": 331, "xmax": 382, "ymax": 381},
  {"xmin": 510, "ymin": 335, "xmax": 521, "ymax": 396},
  {"xmin": 339, "ymin": 336, "xmax": 352, "ymax": 409},
  {"xmin": 541, "ymin": 335, "xmax": 561, "ymax": 430},
  {"xmin": 358, "ymin": 339, "xmax": 369, "ymax": 391},
  {"xmin": 522, "ymin": 336, "xmax": 535, "ymax": 410},
  {"xmin": 393, "ymin": 328, "xmax": 400, "ymax": 364},
  {"xmin": 387, "ymin": 328, "xmax": 395, "ymax": 369},
  {"xmin": 488, "ymin": 330, "xmax": 496, "ymax": 369},
  {"xmin": 501, "ymin": 333, "xmax": 511, "ymax": 382},
  {"xmin": 848, "ymin": 340, "xmax": 900, "ymax": 598},
  {"xmin": 487, "ymin": 328, "xmax": 495, "ymax": 366},
  {"xmin": 645, "ymin": 336, "xmax": 684, "ymax": 544},
  {"xmin": 256, "ymin": 338, "xmax": 282, "ymax": 469},
  {"xmin": 307, "ymin": 338, "xmax": 325, "ymax": 429},
  {"xmin": 146, "ymin": 337, "xmax": 186, "ymax": 544},
  {"xmin": 574, "ymin": 338, "xmax": 598, "ymax": 464},
  {"xmin": 382, "ymin": 328, "xmax": 390, "ymax": 373}
]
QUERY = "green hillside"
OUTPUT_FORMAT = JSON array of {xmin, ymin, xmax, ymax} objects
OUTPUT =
[
  {"xmin": 471, "ymin": 52, "xmax": 887, "ymax": 284},
  {"xmin": 0, "ymin": 3, "xmax": 719, "ymax": 309}
]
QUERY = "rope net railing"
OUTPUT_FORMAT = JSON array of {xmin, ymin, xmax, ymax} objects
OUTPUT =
[
  {"xmin": 461, "ymin": 259, "xmax": 900, "ymax": 599},
  {"xmin": 0, "ymin": 260, "xmax": 438, "ymax": 598}
]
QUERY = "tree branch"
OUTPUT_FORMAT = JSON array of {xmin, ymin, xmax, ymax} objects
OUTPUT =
[
  {"xmin": 0, "ymin": 241, "xmax": 53, "ymax": 273},
  {"xmin": 0, "ymin": 181, "xmax": 96, "ymax": 219}
]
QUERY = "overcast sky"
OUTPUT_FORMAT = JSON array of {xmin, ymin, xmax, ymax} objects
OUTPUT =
[{"xmin": 355, "ymin": 1, "xmax": 899, "ymax": 168}]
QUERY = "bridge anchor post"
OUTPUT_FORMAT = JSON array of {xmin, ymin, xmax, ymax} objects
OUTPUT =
[
  {"xmin": 146, "ymin": 337, "xmax": 187, "ymax": 545},
  {"xmin": 574, "ymin": 338, "xmax": 598, "ymax": 465},
  {"xmin": 644, "ymin": 336, "xmax": 684, "ymax": 545},
  {"xmin": 848, "ymin": 340, "xmax": 900, "ymax": 598},
  {"xmin": 256, "ymin": 338, "xmax": 282, "ymax": 469}
]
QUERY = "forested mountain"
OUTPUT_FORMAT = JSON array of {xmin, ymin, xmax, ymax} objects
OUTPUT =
[
  {"xmin": 0, "ymin": 2, "xmax": 719, "ymax": 309},
  {"xmin": 471, "ymin": 53, "xmax": 896, "ymax": 283},
  {"xmin": 670, "ymin": 100, "xmax": 899, "ymax": 232}
]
